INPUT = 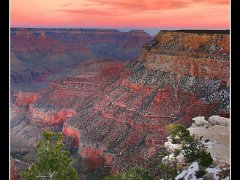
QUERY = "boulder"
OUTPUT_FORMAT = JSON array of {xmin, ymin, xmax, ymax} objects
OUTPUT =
[
  {"xmin": 192, "ymin": 116, "xmax": 211, "ymax": 127},
  {"xmin": 208, "ymin": 115, "xmax": 229, "ymax": 126},
  {"xmin": 164, "ymin": 141, "xmax": 182, "ymax": 152}
]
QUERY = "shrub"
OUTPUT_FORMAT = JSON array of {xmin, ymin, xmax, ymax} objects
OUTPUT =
[
  {"xmin": 195, "ymin": 169, "xmax": 206, "ymax": 178},
  {"xmin": 159, "ymin": 148, "xmax": 178, "ymax": 180},
  {"xmin": 166, "ymin": 124, "xmax": 190, "ymax": 143},
  {"xmin": 173, "ymin": 149, "xmax": 181, "ymax": 157},
  {"xmin": 182, "ymin": 135, "xmax": 204, "ymax": 162},
  {"xmin": 199, "ymin": 150, "xmax": 213, "ymax": 167},
  {"xmin": 159, "ymin": 161, "xmax": 177, "ymax": 180},
  {"xmin": 166, "ymin": 124, "xmax": 213, "ymax": 168},
  {"xmin": 104, "ymin": 167, "xmax": 153, "ymax": 180}
]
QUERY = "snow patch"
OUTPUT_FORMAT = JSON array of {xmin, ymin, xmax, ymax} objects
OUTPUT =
[
  {"xmin": 175, "ymin": 162, "xmax": 199, "ymax": 180},
  {"xmin": 201, "ymin": 140, "xmax": 215, "ymax": 149},
  {"xmin": 206, "ymin": 167, "xmax": 221, "ymax": 179}
]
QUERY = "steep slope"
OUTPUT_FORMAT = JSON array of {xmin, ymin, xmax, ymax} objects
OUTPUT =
[
  {"xmin": 62, "ymin": 30, "xmax": 229, "ymax": 177},
  {"xmin": 11, "ymin": 30, "xmax": 229, "ymax": 178}
]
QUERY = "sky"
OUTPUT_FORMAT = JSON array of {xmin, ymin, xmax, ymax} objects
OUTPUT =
[{"xmin": 11, "ymin": 0, "xmax": 230, "ymax": 35}]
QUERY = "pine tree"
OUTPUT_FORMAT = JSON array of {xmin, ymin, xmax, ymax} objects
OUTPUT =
[{"xmin": 22, "ymin": 130, "xmax": 77, "ymax": 180}]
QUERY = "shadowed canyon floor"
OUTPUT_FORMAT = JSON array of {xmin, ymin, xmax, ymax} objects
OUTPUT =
[{"xmin": 10, "ymin": 30, "xmax": 229, "ymax": 179}]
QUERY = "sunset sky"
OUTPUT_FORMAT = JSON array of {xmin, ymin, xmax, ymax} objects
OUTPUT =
[{"xmin": 11, "ymin": 0, "xmax": 230, "ymax": 34}]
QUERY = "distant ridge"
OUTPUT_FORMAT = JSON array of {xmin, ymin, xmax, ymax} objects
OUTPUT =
[
  {"xmin": 160, "ymin": 29, "xmax": 230, "ymax": 34},
  {"xmin": 10, "ymin": 27, "xmax": 120, "ymax": 32}
]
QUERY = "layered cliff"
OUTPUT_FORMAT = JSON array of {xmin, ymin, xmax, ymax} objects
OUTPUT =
[
  {"xmin": 11, "ymin": 30, "xmax": 229, "ymax": 178},
  {"xmin": 141, "ymin": 30, "xmax": 229, "ymax": 80}
]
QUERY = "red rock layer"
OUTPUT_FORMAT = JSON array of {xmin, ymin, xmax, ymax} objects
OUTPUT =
[
  {"xmin": 29, "ymin": 105, "xmax": 77, "ymax": 125},
  {"xmin": 14, "ymin": 92, "xmax": 39, "ymax": 107},
  {"xmin": 80, "ymin": 146, "xmax": 114, "ymax": 170},
  {"xmin": 63, "ymin": 125, "xmax": 80, "ymax": 147},
  {"xmin": 11, "ymin": 160, "xmax": 17, "ymax": 180}
]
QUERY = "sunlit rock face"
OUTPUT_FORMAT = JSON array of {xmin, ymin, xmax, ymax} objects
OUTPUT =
[
  {"xmin": 141, "ymin": 30, "xmax": 229, "ymax": 80},
  {"xmin": 14, "ymin": 92, "xmax": 39, "ymax": 107},
  {"xmin": 10, "ymin": 30, "xmax": 229, "ymax": 178}
]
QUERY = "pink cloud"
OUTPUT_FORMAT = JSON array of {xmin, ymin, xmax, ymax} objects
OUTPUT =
[
  {"xmin": 87, "ymin": 0, "xmax": 229, "ymax": 11},
  {"xmin": 57, "ymin": 9, "xmax": 130, "ymax": 16},
  {"xmin": 192, "ymin": 0, "xmax": 229, "ymax": 4},
  {"xmin": 61, "ymin": 3, "xmax": 73, "ymax": 6},
  {"xmin": 88, "ymin": 0, "xmax": 191, "ymax": 11},
  {"xmin": 11, "ymin": 0, "xmax": 230, "ymax": 29}
]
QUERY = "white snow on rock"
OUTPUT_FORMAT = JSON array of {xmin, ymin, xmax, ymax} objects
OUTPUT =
[
  {"xmin": 162, "ymin": 153, "xmax": 175, "ymax": 164},
  {"xmin": 162, "ymin": 115, "xmax": 230, "ymax": 179},
  {"xmin": 205, "ymin": 167, "xmax": 221, "ymax": 179},
  {"xmin": 201, "ymin": 139, "xmax": 216, "ymax": 149},
  {"xmin": 175, "ymin": 162, "xmax": 229, "ymax": 180},
  {"xmin": 175, "ymin": 162, "xmax": 200, "ymax": 180},
  {"xmin": 208, "ymin": 115, "xmax": 229, "ymax": 127},
  {"xmin": 188, "ymin": 116, "xmax": 230, "ymax": 164}
]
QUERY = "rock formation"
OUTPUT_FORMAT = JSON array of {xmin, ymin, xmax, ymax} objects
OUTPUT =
[
  {"xmin": 10, "ymin": 30, "xmax": 229, "ymax": 178},
  {"xmin": 189, "ymin": 115, "xmax": 230, "ymax": 164},
  {"xmin": 174, "ymin": 115, "xmax": 230, "ymax": 179}
]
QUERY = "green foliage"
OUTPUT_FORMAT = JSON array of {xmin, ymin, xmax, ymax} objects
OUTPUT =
[
  {"xmin": 182, "ymin": 134, "xmax": 213, "ymax": 167},
  {"xmin": 159, "ymin": 161, "xmax": 177, "ymax": 180},
  {"xmin": 166, "ymin": 124, "xmax": 190, "ymax": 143},
  {"xmin": 22, "ymin": 130, "xmax": 77, "ymax": 180},
  {"xmin": 158, "ymin": 147, "xmax": 178, "ymax": 180},
  {"xmin": 173, "ymin": 149, "xmax": 181, "ymax": 157},
  {"xmin": 199, "ymin": 150, "xmax": 213, "ymax": 167},
  {"xmin": 166, "ymin": 123, "xmax": 213, "ymax": 169},
  {"xmin": 104, "ymin": 167, "xmax": 153, "ymax": 180},
  {"xmin": 195, "ymin": 169, "xmax": 206, "ymax": 178},
  {"xmin": 181, "ymin": 134, "xmax": 204, "ymax": 163}
]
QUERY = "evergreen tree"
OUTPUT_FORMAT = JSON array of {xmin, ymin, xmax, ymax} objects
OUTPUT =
[{"xmin": 22, "ymin": 130, "xmax": 77, "ymax": 180}]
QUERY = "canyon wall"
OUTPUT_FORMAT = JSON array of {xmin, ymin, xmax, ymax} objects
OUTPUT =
[
  {"xmin": 141, "ymin": 30, "xmax": 229, "ymax": 81},
  {"xmin": 11, "ymin": 30, "xmax": 229, "ymax": 178},
  {"xmin": 60, "ymin": 30, "xmax": 229, "ymax": 177}
]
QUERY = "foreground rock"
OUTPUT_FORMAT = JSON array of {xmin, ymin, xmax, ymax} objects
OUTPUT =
[
  {"xmin": 175, "ymin": 161, "xmax": 230, "ymax": 180},
  {"xmin": 189, "ymin": 115, "xmax": 230, "ymax": 164},
  {"xmin": 162, "ymin": 115, "xmax": 230, "ymax": 179}
]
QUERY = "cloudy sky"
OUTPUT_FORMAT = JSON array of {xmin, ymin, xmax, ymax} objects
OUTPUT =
[{"xmin": 11, "ymin": 0, "xmax": 230, "ymax": 33}]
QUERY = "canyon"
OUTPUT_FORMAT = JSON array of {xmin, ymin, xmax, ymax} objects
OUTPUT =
[
  {"xmin": 10, "ymin": 30, "xmax": 229, "ymax": 179},
  {"xmin": 11, "ymin": 28, "xmax": 151, "ymax": 91}
]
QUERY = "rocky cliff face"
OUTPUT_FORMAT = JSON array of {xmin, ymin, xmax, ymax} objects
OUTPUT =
[
  {"xmin": 11, "ymin": 30, "xmax": 229, "ymax": 178},
  {"xmin": 141, "ymin": 30, "xmax": 229, "ymax": 80}
]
